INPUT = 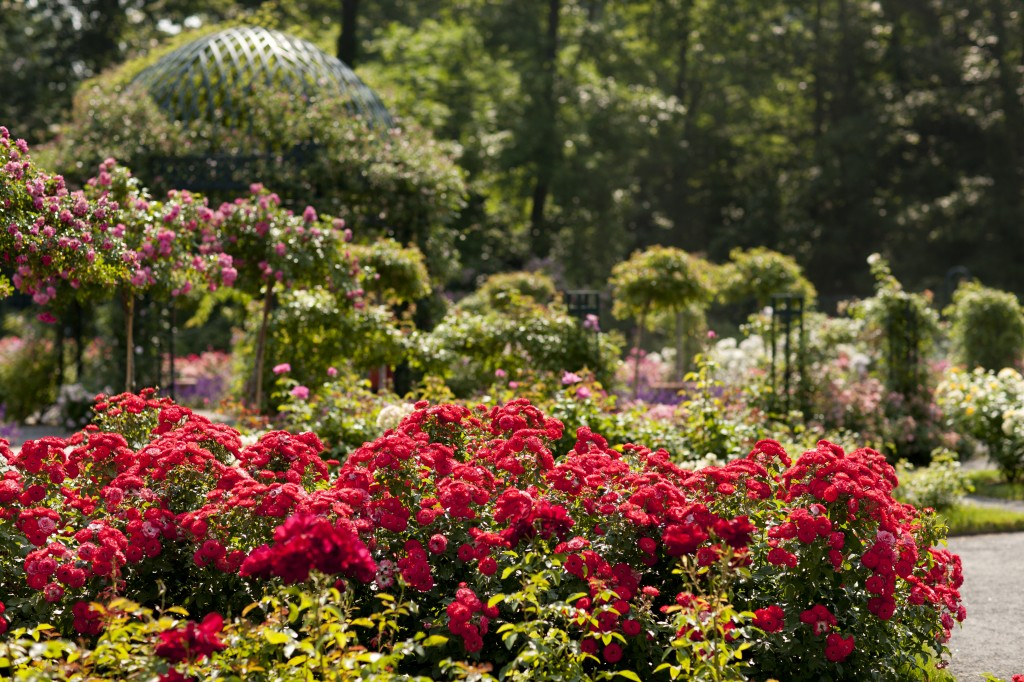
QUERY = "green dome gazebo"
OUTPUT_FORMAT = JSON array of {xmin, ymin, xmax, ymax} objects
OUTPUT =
[
  {"xmin": 132, "ymin": 25, "xmax": 393, "ymax": 130},
  {"xmin": 128, "ymin": 25, "xmax": 393, "ymax": 192}
]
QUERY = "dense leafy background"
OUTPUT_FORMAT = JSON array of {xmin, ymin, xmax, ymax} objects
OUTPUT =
[{"xmin": 5, "ymin": 0, "xmax": 1024, "ymax": 298}]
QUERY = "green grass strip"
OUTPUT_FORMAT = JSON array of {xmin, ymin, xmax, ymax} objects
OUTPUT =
[{"xmin": 939, "ymin": 503, "xmax": 1024, "ymax": 536}]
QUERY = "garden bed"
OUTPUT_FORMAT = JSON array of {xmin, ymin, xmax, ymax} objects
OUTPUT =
[{"xmin": 0, "ymin": 392, "xmax": 969, "ymax": 681}]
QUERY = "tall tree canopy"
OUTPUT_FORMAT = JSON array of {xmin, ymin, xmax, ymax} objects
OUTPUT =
[{"xmin": 7, "ymin": 0, "xmax": 1024, "ymax": 297}]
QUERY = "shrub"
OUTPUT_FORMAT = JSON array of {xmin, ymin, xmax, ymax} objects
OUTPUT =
[
  {"xmin": 895, "ymin": 450, "xmax": 973, "ymax": 511},
  {"xmin": 851, "ymin": 254, "xmax": 941, "ymax": 397},
  {"xmin": 946, "ymin": 281, "xmax": 1024, "ymax": 371},
  {"xmin": 273, "ymin": 368, "xmax": 393, "ymax": 460},
  {"xmin": 716, "ymin": 246, "xmax": 817, "ymax": 309},
  {"xmin": 0, "ymin": 324, "xmax": 57, "ymax": 422},
  {"xmin": 457, "ymin": 270, "xmax": 558, "ymax": 313},
  {"xmin": 414, "ymin": 300, "xmax": 622, "ymax": 396},
  {"xmin": 0, "ymin": 392, "xmax": 964, "ymax": 680},
  {"xmin": 937, "ymin": 366, "xmax": 1024, "ymax": 482}
]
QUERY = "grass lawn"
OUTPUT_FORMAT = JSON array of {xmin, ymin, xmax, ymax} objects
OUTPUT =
[
  {"xmin": 964, "ymin": 469, "xmax": 1024, "ymax": 502},
  {"xmin": 939, "ymin": 503, "xmax": 1024, "ymax": 536}
]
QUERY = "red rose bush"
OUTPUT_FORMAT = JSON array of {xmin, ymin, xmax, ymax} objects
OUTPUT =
[{"xmin": 0, "ymin": 392, "xmax": 965, "ymax": 680}]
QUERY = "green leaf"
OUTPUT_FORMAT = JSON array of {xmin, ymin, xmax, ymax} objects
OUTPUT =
[
  {"xmin": 616, "ymin": 672, "xmax": 643, "ymax": 682},
  {"xmin": 487, "ymin": 593, "xmax": 505, "ymax": 608},
  {"xmin": 501, "ymin": 566, "xmax": 516, "ymax": 580},
  {"xmin": 263, "ymin": 629, "xmax": 292, "ymax": 645},
  {"xmin": 422, "ymin": 635, "xmax": 449, "ymax": 647}
]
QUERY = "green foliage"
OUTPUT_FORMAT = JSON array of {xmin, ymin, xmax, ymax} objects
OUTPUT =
[
  {"xmin": 945, "ymin": 281, "xmax": 1024, "ymax": 371},
  {"xmin": 274, "ymin": 370, "xmax": 394, "ymax": 460},
  {"xmin": 937, "ymin": 505, "xmax": 1024, "ymax": 537},
  {"xmin": 263, "ymin": 288, "xmax": 408, "ymax": 386},
  {"xmin": 0, "ymin": 590, "xmax": 438, "ymax": 682},
  {"xmin": 937, "ymin": 367, "xmax": 1024, "ymax": 482},
  {"xmin": 349, "ymin": 239, "xmax": 431, "ymax": 306},
  {"xmin": 0, "ymin": 317, "xmax": 57, "ymax": 421},
  {"xmin": 457, "ymin": 271, "xmax": 558, "ymax": 314},
  {"xmin": 679, "ymin": 354, "xmax": 761, "ymax": 462},
  {"xmin": 413, "ymin": 301, "xmax": 622, "ymax": 397},
  {"xmin": 963, "ymin": 469, "xmax": 1024, "ymax": 502},
  {"xmin": 609, "ymin": 246, "xmax": 714, "ymax": 324},
  {"xmin": 849, "ymin": 254, "xmax": 941, "ymax": 396},
  {"xmin": 716, "ymin": 247, "xmax": 817, "ymax": 309},
  {"xmin": 895, "ymin": 450, "xmax": 973, "ymax": 511}
]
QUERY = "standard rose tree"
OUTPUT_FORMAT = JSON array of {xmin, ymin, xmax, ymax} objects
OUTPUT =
[
  {"xmin": 84, "ymin": 160, "xmax": 236, "ymax": 391},
  {"xmin": 209, "ymin": 186, "xmax": 360, "ymax": 408}
]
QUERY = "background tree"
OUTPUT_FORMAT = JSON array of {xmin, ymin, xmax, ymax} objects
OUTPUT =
[
  {"xmin": 8, "ymin": 0, "xmax": 1024, "ymax": 300},
  {"xmin": 608, "ymin": 246, "xmax": 714, "ymax": 393}
]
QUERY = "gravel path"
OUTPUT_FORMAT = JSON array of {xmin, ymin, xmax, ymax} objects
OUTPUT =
[{"xmin": 948, "ymin": 530, "xmax": 1024, "ymax": 681}]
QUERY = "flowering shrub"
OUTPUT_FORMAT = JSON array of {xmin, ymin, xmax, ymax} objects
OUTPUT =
[
  {"xmin": 0, "ymin": 391, "xmax": 964, "ymax": 680},
  {"xmin": 0, "ymin": 127, "xmax": 126, "ymax": 308},
  {"xmin": 170, "ymin": 351, "xmax": 235, "ymax": 408},
  {"xmin": 937, "ymin": 367, "xmax": 1024, "ymax": 481},
  {"xmin": 895, "ymin": 450, "xmax": 973, "ymax": 511},
  {"xmin": 274, "ymin": 368, "xmax": 391, "ymax": 460},
  {"xmin": 414, "ymin": 298, "xmax": 622, "ymax": 396},
  {"xmin": 210, "ymin": 183, "xmax": 362, "ymax": 408}
]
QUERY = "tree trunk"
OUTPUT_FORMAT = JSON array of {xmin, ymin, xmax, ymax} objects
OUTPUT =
[
  {"xmin": 168, "ymin": 303, "xmax": 177, "ymax": 401},
  {"xmin": 55, "ymin": 316, "xmax": 64, "ymax": 387},
  {"xmin": 252, "ymin": 282, "xmax": 275, "ymax": 411},
  {"xmin": 124, "ymin": 294, "xmax": 135, "ymax": 392},
  {"xmin": 812, "ymin": 0, "xmax": 825, "ymax": 142},
  {"xmin": 631, "ymin": 307, "xmax": 648, "ymax": 399},
  {"xmin": 674, "ymin": 309, "xmax": 685, "ymax": 381},
  {"xmin": 528, "ymin": 0, "xmax": 561, "ymax": 258},
  {"xmin": 338, "ymin": 0, "xmax": 360, "ymax": 66}
]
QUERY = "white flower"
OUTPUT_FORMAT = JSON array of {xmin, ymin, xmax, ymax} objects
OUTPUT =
[{"xmin": 377, "ymin": 403, "xmax": 415, "ymax": 430}]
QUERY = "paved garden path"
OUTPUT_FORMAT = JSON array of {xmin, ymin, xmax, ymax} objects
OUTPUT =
[{"xmin": 948, "ymin": 526, "xmax": 1024, "ymax": 681}]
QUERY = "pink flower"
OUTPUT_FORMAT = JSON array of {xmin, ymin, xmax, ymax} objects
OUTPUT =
[
  {"xmin": 562, "ymin": 371, "xmax": 583, "ymax": 385},
  {"xmin": 290, "ymin": 385, "xmax": 310, "ymax": 400},
  {"xmin": 495, "ymin": 369, "xmax": 507, "ymax": 378},
  {"xmin": 37, "ymin": 312, "xmax": 57, "ymax": 324},
  {"xmin": 327, "ymin": 366, "xmax": 338, "ymax": 377},
  {"xmin": 273, "ymin": 363, "xmax": 291, "ymax": 375},
  {"xmin": 575, "ymin": 386, "xmax": 592, "ymax": 399}
]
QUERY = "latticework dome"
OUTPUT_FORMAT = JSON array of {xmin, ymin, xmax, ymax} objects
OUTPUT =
[{"xmin": 130, "ymin": 25, "xmax": 393, "ymax": 129}]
